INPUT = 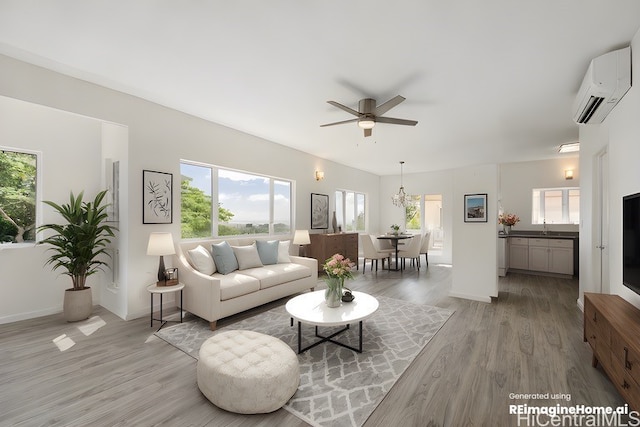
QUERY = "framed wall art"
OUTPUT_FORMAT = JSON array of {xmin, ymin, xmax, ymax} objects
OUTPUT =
[
  {"xmin": 464, "ymin": 193, "xmax": 488, "ymax": 222},
  {"xmin": 311, "ymin": 193, "xmax": 329, "ymax": 229},
  {"xmin": 143, "ymin": 170, "xmax": 173, "ymax": 224}
]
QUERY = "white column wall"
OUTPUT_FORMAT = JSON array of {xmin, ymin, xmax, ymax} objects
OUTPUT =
[
  {"xmin": 451, "ymin": 164, "xmax": 499, "ymax": 302},
  {"xmin": 0, "ymin": 96, "xmax": 104, "ymax": 322}
]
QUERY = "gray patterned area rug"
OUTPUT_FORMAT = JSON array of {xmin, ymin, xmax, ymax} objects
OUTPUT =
[{"xmin": 155, "ymin": 295, "xmax": 454, "ymax": 427}]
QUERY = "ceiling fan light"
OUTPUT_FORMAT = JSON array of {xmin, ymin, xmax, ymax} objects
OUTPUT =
[{"xmin": 358, "ymin": 119, "xmax": 375, "ymax": 129}]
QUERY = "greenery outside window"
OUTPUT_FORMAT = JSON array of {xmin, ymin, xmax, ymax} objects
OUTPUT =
[
  {"xmin": 335, "ymin": 190, "xmax": 366, "ymax": 232},
  {"xmin": 180, "ymin": 161, "xmax": 292, "ymax": 238},
  {"xmin": 405, "ymin": 195, "xmax": 421, "ymax": 231},
  {"xmin": 0, "ymin": 147, "xmax": 38, "ymax": 244},
  {"xmin": 532, "ymin": 187, "xmax": 580, "ymax": 225}
]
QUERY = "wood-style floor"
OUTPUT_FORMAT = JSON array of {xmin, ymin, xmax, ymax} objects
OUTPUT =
[{"xmin": 0, "ymin": 262, "xmax": 625, "ymax": 426}]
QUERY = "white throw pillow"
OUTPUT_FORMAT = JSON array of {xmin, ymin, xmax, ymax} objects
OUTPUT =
[
  {"xmin": 278, "ymin": 240, "xmax": 291, "ymax": 263},
  {"xmin": 232, "ymin": 243, "xmax": 264, "ymax": 270},
  {"xmin": 187, "ymin": 245, "xmax": 217, "ymax": 275}
]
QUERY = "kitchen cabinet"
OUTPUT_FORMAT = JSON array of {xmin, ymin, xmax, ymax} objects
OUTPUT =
[
  {"xmin": 509, "ymin": 237, "xmax": 529, "ymax": 270},
  {"xmin": 498, "ymin": 238, "xmax": 509, "ymax": 277},
  {"xmin": 529, "ymin": 238, "xmax": 573, "ymax": 275},
  {"xmin": 503, "ymin": 236, "xmax": 575, "ymax": 276},
  {"xmin": 528, "ymin": 238, "xmax": 550, "ymax": 271}
]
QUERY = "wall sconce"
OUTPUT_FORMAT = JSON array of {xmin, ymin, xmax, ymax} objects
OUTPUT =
[
  {"xmin": 565, "ymin": 169, "xmax": 574, "ymax": 180},
  {"xmin": 315, "ymin": 170, "xmax": 324, "ymax": 181}
]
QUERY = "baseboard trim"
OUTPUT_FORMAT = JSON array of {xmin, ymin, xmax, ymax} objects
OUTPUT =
[
  {"xmin": 0, "ymin": 307, "xmax": 61, "ymax": 325},
  {"xmin": 448, "ymin": 291, "xmax": 492, "ymax": 303}
]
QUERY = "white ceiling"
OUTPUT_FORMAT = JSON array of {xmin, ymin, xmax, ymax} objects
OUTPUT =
[{"xmin": 1, "ymin": 1, "xmax": 639, "ymax": 176}]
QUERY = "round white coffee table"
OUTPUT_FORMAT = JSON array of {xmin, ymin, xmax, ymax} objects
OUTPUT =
[{"xmin": 285, "ymin": 290, "xmax": 379, "ymax": 353}]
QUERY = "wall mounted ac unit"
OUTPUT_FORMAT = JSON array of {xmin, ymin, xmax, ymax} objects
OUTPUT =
[{"xmin": 573, "ymin": 46, "xmax": 631, "ymax": 124}]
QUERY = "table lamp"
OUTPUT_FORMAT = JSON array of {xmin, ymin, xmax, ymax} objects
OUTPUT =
[
  {"xmin": 147, "ymin": 232, "xmax": 176, "ymax": 285},
  {"xmin": 293, "ymin": 230, "xmax": 311, "ymax": 257}
]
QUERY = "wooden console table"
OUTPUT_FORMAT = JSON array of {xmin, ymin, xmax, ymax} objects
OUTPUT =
[
  {"xmin": 584, "ymin": 292, "xmax": 640, "ymax": 410},
  {"xmin": 308, "ymin": 232, "xmax": 358, "ymax": 272}
]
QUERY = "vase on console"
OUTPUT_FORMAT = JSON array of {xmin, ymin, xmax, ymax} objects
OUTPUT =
[{"xmin": 332, "ymin": 211, "xmax": 338, "ymax": 233}]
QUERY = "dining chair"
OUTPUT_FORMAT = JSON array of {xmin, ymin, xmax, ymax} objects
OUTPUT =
[
  {"xmin": 420, "ymin": 231, "xmax": 431, "ymax": 267},
  {"xmin": 360, "ymin": 234, "xmax": 391, "ymax": 272},
  {"xmin": 398, "ymin": 234, "xmax": 422, "ymax": 270}
]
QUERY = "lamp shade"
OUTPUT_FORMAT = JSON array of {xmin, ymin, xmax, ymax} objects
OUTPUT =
[
  {"xmin": 146, "ymin": 232, "xmax": 175, "ymax": 256},
  {"xmin": 293, "ymin": 230, "xmax": 311, "ymax": 245}
]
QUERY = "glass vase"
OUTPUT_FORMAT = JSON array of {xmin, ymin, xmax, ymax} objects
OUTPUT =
[{"xmin": 325, "ymin": 277, "xmax": 343, "ymax": 308}]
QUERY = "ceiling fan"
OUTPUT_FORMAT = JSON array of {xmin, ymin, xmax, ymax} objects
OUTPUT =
[{"xmin": 320, "ymin": 95, "xmax": 418, "ymax": 137}]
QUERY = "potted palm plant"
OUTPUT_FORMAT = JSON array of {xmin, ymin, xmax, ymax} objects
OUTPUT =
[{"xmin": 38, "ymin": 190, "xmax": 116, "ymax": 322}]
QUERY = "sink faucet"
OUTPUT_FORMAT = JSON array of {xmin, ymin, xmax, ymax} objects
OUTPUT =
[{"xmin": 542, "ymin": 219, "xmax": 547, "ymax": 235}]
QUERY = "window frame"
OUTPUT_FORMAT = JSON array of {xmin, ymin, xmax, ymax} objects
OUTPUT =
[
  {"xmin": 180, "ymin": 160, "xmax": 294, "ymax": 239},
  {"xmin": 0, "ymin": 146, "xmax": 42, "ymax": 247},
  {"xmin": 335, "ymin": 189, "xmax": 367, "ymax": 232},
  {"xmin": 532, "ymin": 187, "xmax": 580, "ymax": 225}
]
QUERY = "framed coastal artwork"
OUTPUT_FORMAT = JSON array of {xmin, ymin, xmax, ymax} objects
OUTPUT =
[
  {"xmin": 143, "ymin": 170, "xmax": 173, "ymax": 224},
  {"xmin": 464, "ymin": 193, "xmax": 487, "ymax": 222},
  {"xmin": 311, "ymin": 193, "xmax": 329, "ymax": 229}
]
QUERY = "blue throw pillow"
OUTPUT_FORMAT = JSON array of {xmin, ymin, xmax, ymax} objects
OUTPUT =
[
  {"xmin": 211, "ymin": 241, "xmax": 239, "ymax": 275},
  {"xmin": 256, "ymin": 240, "xmax": 279, "ymax": 265}
]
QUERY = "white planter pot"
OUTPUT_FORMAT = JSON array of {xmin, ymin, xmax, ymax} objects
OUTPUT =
[{"xmin": 63, "ymin": 287, "xmax": 92, "ymax": 322}]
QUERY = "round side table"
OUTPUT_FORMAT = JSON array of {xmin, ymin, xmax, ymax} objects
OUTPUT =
[{"xmin": 147, "ymin": 283, "xmax": 184, "ymax": 331}]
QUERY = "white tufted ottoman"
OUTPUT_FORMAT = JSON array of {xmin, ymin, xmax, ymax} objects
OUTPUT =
[{"xmin": 197, "ymin": 330, "xmax": 299, "ymax": 414}]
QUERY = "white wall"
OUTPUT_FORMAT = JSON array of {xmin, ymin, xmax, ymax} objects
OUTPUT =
[
  {"xmin": 451, "ymin": 164, "xmax": 499, "ymax": 302},
  {"xmin": 0, "ymin": 96, "xmax": 105, "ymax": 322},
  {"xmin": 500, "ymin": 157, "xmax": 580, "ymax": 233},
  {"xmin": 579, "ymin": 27, "xmax": 640, "ymax": 307},
  {"xmin": 0, "ymin": 54, "xmax": 381, "ymax": 322}
]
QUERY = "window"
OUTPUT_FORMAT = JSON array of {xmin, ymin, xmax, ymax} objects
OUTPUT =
[
  {"xmin": 335, "ymin": 190, "xmax": 366, "ymax": 232},
  {"xmin": 405, "ymin": 195, "xmax": 421, "ymax": 231},
  {"xmin": 0, "ymin": 147, "xmax": 38, "ymax": 243},
  {"xmin": 180, "ymin": 161, "xmax": 292, "ymax": 238},
  {"xmin": 532, "ymin": 187, "xmax": 580, "ymax": 225}
]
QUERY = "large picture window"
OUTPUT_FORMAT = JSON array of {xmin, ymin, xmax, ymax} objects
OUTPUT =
[
  {"xmin": 335, "ymin": 190, "xmax": 366, "ymax": 232},
  {"xmin": 0, "ymin": 147, "xmax": 38, "ymax": 244},
  {"xmin": 532, "ymin": 187, "xmax": 580, "ymax": 225},
  {"xmin": 180, "ymin": 161, "xmax": 292, "ymax": 238}
]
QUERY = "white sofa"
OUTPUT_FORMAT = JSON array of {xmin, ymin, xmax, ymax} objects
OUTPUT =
[{"xmin": 175, "ymin": 236, "xmax": 318, "ymax": 330}]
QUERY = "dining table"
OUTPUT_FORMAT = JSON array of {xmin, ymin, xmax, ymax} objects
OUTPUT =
[{"xmin": 377, "ymin": 234, "xmax": 414, "ymax": 271}]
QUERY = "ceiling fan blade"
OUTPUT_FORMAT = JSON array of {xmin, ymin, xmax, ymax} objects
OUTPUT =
[
  {"xmin": 375, "ymin": 116, "xmax": 418, "ymax": 126},
  {"xmin": 320, "ymin": 118, "xmax": 359, "ymax": 127},
  {"xmin": 327, "ymin": 101, "xmax": 361, "ymax": 117},
  {"xmin": 364, "ymin": 128, "xmax": 372, "ymax": 137},
  {"xmin": 374, "ymin": 95, "xmax": 406, "ymax": 116}
]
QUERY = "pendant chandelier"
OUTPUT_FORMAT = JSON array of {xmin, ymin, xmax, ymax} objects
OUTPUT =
[{"xmin": 391, "ymin": 161, "xmax": 409, "ymax": 208}]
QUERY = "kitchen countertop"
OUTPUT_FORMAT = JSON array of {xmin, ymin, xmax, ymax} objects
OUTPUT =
[{"xmin": 498, "ymin": 231, "xmax": 579, "ymax": 240}]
